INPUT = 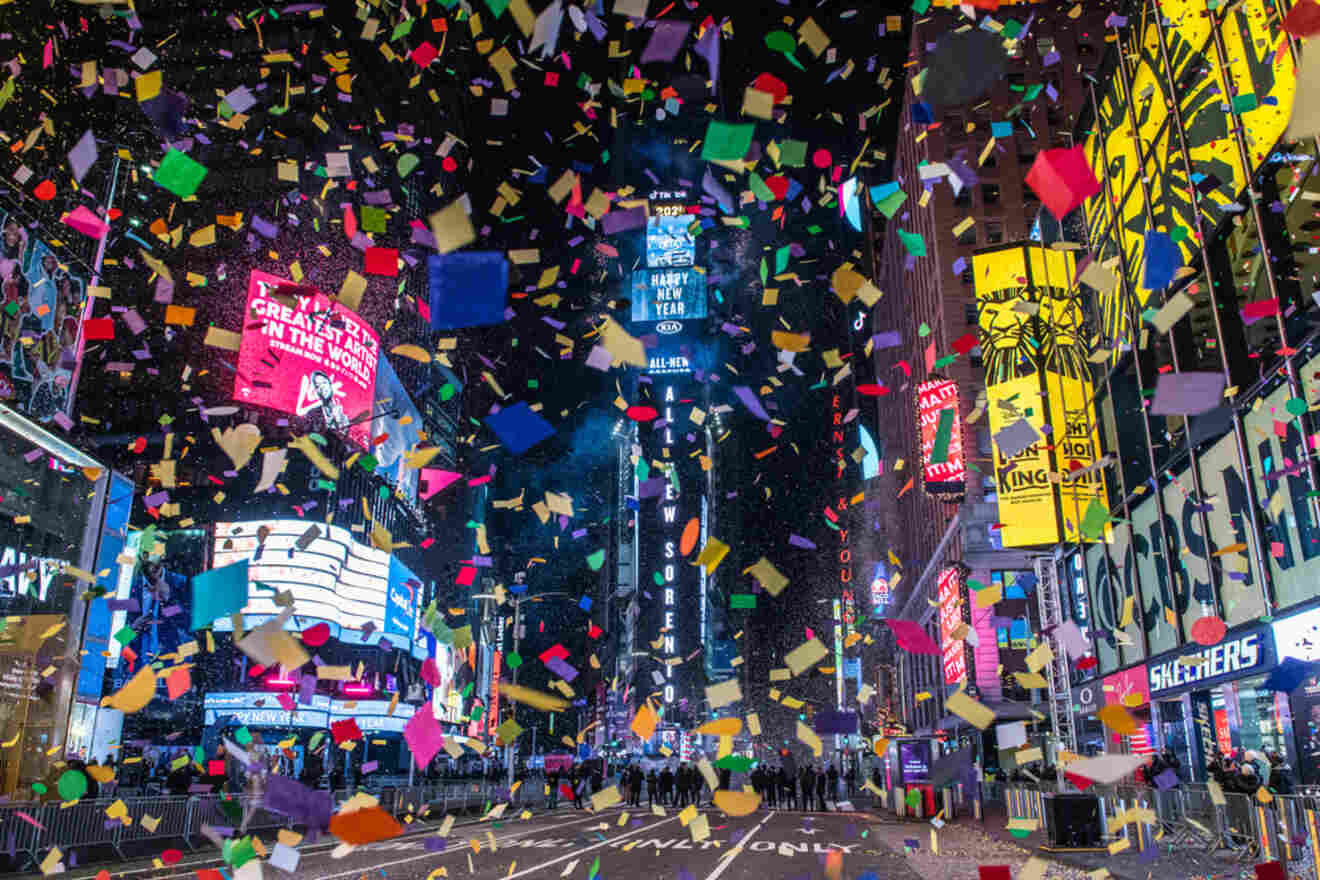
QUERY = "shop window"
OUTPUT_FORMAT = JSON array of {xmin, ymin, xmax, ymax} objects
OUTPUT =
[
  {"xmin": 985, "ymin": 220, "xmax": 1005, "ymax": 243},
  {"xmin": 982, "ymin": 183, "xmax": 1001, "ymax": 206}
]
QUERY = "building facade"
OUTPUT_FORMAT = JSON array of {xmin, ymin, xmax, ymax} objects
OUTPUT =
[{"xmin": 871, "ymin": 0, "xmax": 1108, "ymax": 734}]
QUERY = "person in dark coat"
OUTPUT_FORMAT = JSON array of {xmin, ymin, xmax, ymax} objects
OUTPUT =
[
  {"xmin": 719, "ymin": 766, "xmax": 732, "ymax": 792},
  {"xmin": 659, "ymin": 766, "xmax": 673, "ymax": 804},
  {"xmin": 815, "ymin": 766, "xmax": 828, "ymax": 811},
  {"xmin": 547, "ymin": 769, "xmax": 560, "ymax": 809},
  {"xmin": 827, "ymin": 764, "xmax": 839, "ymax": 805},
  {"xmin": 782, "ymin": 766, "xmax": 796, "ymax": 810},
  {"xmin": 799, "ymin": 765, "xmax": 814, "ymax": 810},
  {"xmin": 646, "ymin": 769, "xmax": 658, "ymax": 808}
]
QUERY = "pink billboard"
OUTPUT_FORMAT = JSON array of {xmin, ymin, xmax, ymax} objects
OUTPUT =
[{"xmin": 233, "ymin": 270, "xmax": 380, "ymax": 449}]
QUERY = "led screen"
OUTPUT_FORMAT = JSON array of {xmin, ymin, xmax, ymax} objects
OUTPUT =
[
  {"xmin": 645, "ymin": 211, "xmax": 695, "ymax": 269},
  {"xmin": 212, "ymin": 520, "xmax": 417, "ymax": 652},
  {"xmin": 233, "ymin": 270, "xmax": 380, "ymax": 449}
]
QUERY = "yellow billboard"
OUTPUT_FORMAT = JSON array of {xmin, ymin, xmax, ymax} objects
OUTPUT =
[
  {"xmin": 1082, "ymin": 0, "xmax": 1295, "ymax": 363},
  {"xmin": 974, "ymin": 244, "xmax": 1107, "ymax": 546}
]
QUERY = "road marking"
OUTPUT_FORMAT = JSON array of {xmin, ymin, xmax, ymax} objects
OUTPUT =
[
  {"xmin": 498, "ymin": 815, "xmax": 682, "ymax": 880},
  {"xmin": 702, "ymin": 812, "xmax": 775, "ymax": 880},
  {"xmin": 65, "ymin": 809, "xmax": 616, "ymax": 880}
]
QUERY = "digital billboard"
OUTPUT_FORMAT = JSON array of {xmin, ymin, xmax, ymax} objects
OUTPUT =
[
  {"xmin": 869, "ymin": 562, "xmax": 889, "ymax": 616},
  {"xmin": 371, "ymin": 358, "xmax": 426, "ymax": 505},
  {"xmin": 204, "ymin": 692, "xmax": 331, "ymax": 729},
  {"xmin": 937, "ymin": 567, "xmax": 967, "ymax": 686},
  {"xmin": 1082, "ymin": 0, "xmax": 1295, "ymax": 364},
  {"xmin": 233, "ymin": 270, "xmax": 380, "ymax": 448},
  {"xmin": 0, "ymin": 210, "xmax": 88, "ymax": 423},
  {"xmin": 916, "ymin": 378, "xmax": 965, "ymax": 499},
  {"xmin": 212, "ymin": 520, "xmax": 417, "ymax": 651},
  {"xmin": 646, "ymin": 211, "xmax": 695, "ymax": 269},
  {"xmin": 973, "ymin": 244, "xmax": 1105, "ymax": 547},
  {"xmin": 630, "ymin": 269, "xmax": 707, "ymax": 323}
]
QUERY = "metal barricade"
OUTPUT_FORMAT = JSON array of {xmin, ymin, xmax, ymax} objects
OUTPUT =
[
  {"xmin": 0, "ymin": 801, "xmax": 49, "ymax": 869},
  {"xmin": 36, "ymin": 799, "xmax": 125, "ymax": 856},
  {"xmin": 114, "ymin": 795, "xmax": 196, "ymax": 854}
]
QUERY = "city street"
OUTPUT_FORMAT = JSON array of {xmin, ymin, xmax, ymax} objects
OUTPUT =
[{"xmin": 41, "ymin": 806, "xmax": 928, "ymax": 880}]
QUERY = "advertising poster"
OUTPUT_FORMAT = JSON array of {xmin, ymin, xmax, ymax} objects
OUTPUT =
[
  {"xmin": 974, "ymin": 243, "xmax": 1105, "ymax": 547},
  {"xmin": 937, "ymin": 567, "xmax": 967, "ymax": 686},
  {"xmin": 646, "ymin": 210, "xmax": 696, "ymax": 269},
  {"xmin": 233, "ymin": 270, "xmax": 380, "ymax": 448},
  {"xmin": 0, "ymin": 211, "xmax": 87, "ymax": 423},
  {"xmin": 916, "ymin": 378, "xmax": 965, "ymax": 498},
  {"xmin": 869, "ymin": 561, "xmax": 889, "ymax": 616},
  {"xmin": 371, "ymin": 358, "xmax": 426, "ymax": 504}
]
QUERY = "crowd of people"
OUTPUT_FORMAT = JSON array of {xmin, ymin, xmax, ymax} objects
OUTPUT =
[
  {"xmin": 550, "ymin": 760, "xmax": 866, "ymax": 812},
  {"xmin": 1206, "ymin": 748, "xmax": 1294, "ymax": 794}
]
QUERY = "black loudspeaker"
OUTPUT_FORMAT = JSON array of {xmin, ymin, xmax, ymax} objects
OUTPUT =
[{"xmin": 1044, "ymin": 794, "xmax": 1102, "ymax": 848}]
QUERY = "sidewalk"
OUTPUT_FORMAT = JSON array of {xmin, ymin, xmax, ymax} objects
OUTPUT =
[{"xmin": 859, "ymin": 804, "xmax": 1258, "ymax": 880}]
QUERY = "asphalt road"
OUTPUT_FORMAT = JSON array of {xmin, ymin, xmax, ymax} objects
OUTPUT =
[{"xmin": 44, "ymin": 804, "xmax": 914, "ymax": 880}]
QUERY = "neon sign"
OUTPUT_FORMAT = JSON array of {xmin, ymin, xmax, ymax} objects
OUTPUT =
[{"xmin": 937, "ymin": 567, "xmax": 967, "ymax": 686}]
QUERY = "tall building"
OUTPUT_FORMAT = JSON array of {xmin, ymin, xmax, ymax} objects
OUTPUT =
[{"xmin": 870, "ymin": 1, "xmax": 1109, "ymax": 733}]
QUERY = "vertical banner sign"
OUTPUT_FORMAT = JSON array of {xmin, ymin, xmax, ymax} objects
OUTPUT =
[
  {"xmin": 487, "ymin": 650, "xmax": 503, "ymax": 737},
  {"xmin": 917, "ymin": 378, "xmax": 966, "ymax": 499},
  {"xmin": 938, "ymin": 567, "xmax": 967, "ymax": 686},
  {"xmin": 830, "ymin": 391, "xmax": 856, "ymax": 711},
  {"xmin": 973, "ymin": 244, "xmax": 1106, "ymax": 546}
]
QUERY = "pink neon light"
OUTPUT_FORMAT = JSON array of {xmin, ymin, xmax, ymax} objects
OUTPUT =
[
  {"xmin": 341, "ymin": 683, "xmax": 374, "ymax": 696},
  {"xmin": 264, "ymin": 677, "xmax": 296, "ymax": 688}
]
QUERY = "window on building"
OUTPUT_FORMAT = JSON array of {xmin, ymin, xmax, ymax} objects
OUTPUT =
[
  {"xmin": 984, "ymin": 220, "xmax": 1005, "ymax": 243},
  {"xmin": 956, "ymin": 223, "xmax": 977, "ymax": 246},
  {"xmin": 1037, "ymin": 36, "xmax": 1056, "ymax": 59},
  {"xmin": 982, "ymin": 152, "xmax": 999, "ymax": 170},
  {"xmin": 1007, "ymin": 72, "xmax": 1026, "ymax": 87},
  {"xmin": 1078, "ymin": 42, "xmax": 1096, "ymax": 60},
  {"xmin": 964, "ymin": 302, "xmax": 978, "ymax": 325},
  {"xmin": 953, "ymin": 185, "xmax": 972, "ymax": 208},
  {"xmin": 1046, "ymin": 105, "xmax": 1065, "ymax": 128},
  {"xmin": 1052, "ymin": 130, "xmax": 1072, "ymax": 149},
  {"xmin": 982, "ymin": 183, "xmax": 1001, "ymax": 206},
  {"xmin": 961, "ymin": 267, "xmax": 975, "ymax": 287}
]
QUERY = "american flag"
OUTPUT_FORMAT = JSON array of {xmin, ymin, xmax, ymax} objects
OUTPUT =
[{"xmin": 1128, "ymin": 725, "xmax": 1156, "ymax": 756}]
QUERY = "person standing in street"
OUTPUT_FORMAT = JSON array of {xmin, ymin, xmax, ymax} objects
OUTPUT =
[
  {"xmin": 799, "ymin": 765, "xmax": 813, "ymax": 810},
  {"xmin": 782, "ymin": 765, "xmax": 796, "ymax": 810},
  {"xmin": 659, "ymin": 765, "xmax": 673, "ymax": 805},
  {"xmin": 647, "ymin": 768, "xmax": 658, "ymax": 808},
  {"xmin": 827, "ymin": 763, "xmax": 839, "ymax": 806},
  {"xmin": 816, "ymin": 765, "xmax": 828, "ymax": 811}
]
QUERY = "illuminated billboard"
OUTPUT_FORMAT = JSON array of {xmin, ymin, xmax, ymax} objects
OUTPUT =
[
  {"xmin": 1081, "ymin": 0, "xmax": 1294, "ymax": 364},
  {"xmin": 0, "ymin": 210, "xmax": 88, "ymax": 424},
  {"xmin": 212, "ymin": 520, "xmax": 417, "ymax": 651},
  {"xmin": 973, "ymin": 243, "xmax": 1106, "ymax": 547},
  {"xmin": 233, "ymin": 270, "xmax": 380, "ymax": 448},
  {"xmin": 937, "ymin": 567, "xmax": 966, "ymax": 686},
  {"xmin": 630, "ymin": 269, "xmax": 707, "ymax": 323},
  {"xmin": 646, "ymin": 210, "xmax": 695, "ymax": 269},
  {"xmin": 372, "ymin": 358, "xmax": 426, "ymax": 505},
  {"xmin": 916, "ymin": 378, "xmax": 965, "ymax": 499},
  {"xmin": 869, "ymin": 561, "xmax": 889, "ymax": 616}
]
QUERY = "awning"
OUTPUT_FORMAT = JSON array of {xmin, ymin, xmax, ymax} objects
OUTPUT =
[{"xmin": 936, "ymin": 698, "xmax": 1040, "ymax": 731}]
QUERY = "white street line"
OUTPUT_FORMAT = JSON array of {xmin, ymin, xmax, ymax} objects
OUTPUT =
[
  {"xmin": 702, "ymin": 812, "xmax": 776, "ymax": 880},
  {"xmin": 492, "ymin": 815, "xmax": 682, "ymax": 880},
  {"xmin": 314, "ymin": 812, "xmax": 675, "ymax": 880},
  {"xmin": 57, "ymin": 808, "xmax": 618, "ymax": 880}
]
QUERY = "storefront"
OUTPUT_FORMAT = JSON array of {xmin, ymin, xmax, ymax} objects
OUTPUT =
[
  {"xmin": 1272, "ymin": 606, "xmax": 1320, "ymax": 784},
  {"xmin": 1145, "ymin": 622, "xmax": 1282, "ymax": 782}
]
